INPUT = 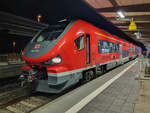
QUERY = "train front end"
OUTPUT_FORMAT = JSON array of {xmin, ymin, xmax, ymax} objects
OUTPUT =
[{"xmin": 20, "ymin": 20, "xmax": 76, "ymax": 93}]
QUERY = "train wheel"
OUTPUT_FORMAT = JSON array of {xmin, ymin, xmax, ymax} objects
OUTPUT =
[
  {"xmin": 83, "ymin": 70, "xmax": 94, "ymax": 82},
  {"xmin": 102, "ymin": 65, "xmax": 107, "ymax": 74},
  {"xmin": 90, "ymin": 71, "xmax": 94, "ymax": 79}
]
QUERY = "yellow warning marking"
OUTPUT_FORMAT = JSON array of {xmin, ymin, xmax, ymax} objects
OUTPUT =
[
  {"xmin": 20, "ymin": 101, "xmax": 37, "ymax": 108},
  {"xmin": 95, "ymin": 32, "xmax": 110, "ymax": 39},
  {"xmin": 95, "ymin": 32, "xmax": 120, "ymax": 42},
  {"xmin": 95, "ymin": 32, "xmax": 128, "ymax": 44},
  {"xmin": 7, "ymin": 106, "xmax": 24, "ymax": 113}
]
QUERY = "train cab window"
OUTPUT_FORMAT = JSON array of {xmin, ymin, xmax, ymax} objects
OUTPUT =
[
  {"xmin": 36, "ymin": 35, "xmax": 45, "ymax": 42},
  {"xmin": 33, "ymin": 20, "xmax": 71, "ymax": 43},
  {"xmin": 75, "ymin": 35, "xmax": 84, "ymax": 50},
  {"xmin": 34, "ymin": 29, "xmax": 63, "ymax": 42}
]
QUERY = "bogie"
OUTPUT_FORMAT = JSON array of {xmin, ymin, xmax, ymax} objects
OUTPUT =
[{"xmin": 83, "ymin": 70, "xmax": 94, "ymax": 82}]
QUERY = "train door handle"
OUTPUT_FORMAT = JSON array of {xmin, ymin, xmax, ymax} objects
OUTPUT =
[{"xmin": 113, "ymin": 56, "xmax": 115, "ymax": 59}]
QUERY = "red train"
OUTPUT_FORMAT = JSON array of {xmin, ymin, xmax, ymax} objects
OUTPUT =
[{"xmin": 21, "ymin": 19, "xmax": 141, "ymax": 93}]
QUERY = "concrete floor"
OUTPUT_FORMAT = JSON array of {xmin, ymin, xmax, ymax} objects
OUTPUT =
[
  {"xmin": 0, "ymin": 64, "xmax": 23, "ymax": 78},
  {"xmin": 133, "ymin": 80, "xmax": 150, "ymax": 113},
  {"xmin": 133, "ymin": 58, "xmax": 150, "ymax": 113},
  {"xmin": 78, "ymin": 61, "xmax": 140, "ymax": 113}
]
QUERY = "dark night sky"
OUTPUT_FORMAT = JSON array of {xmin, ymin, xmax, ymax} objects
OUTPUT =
[{"xmin": 0, "ymin": 0, "xmax": 146, "ymax": 53}]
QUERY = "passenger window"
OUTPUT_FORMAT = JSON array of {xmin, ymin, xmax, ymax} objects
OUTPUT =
[
  {"xmin": 114, "ymin": 44, "xmax": 117, "ymax": 52},
  {"xmin": 114, "ymin": 43, "xmax": 119, "ymax": 52},
  {"xmin": 109, "ymin": 42, "xmax": 113, "ymax": 53},
  {"xmin": 103, "ymin": 41, "xmax": 109, "ymax": 53},
  {"xmin": 75, "ymin": 35, "xmax": 84, "ymax": 50},
  {"xmin": 113, "ymin": 43, "xmax": 116, "ymax": 52},
  {"xmin": 98, "ymin": 39, "xmax": 119, "ymax": 53},
  {"xmin": 129, "ymin": 48, "xmax": 133, "ymax": 53},
  {"xmin": 98, "ymin": 39, "xmax": 102, "ymax": 53}
]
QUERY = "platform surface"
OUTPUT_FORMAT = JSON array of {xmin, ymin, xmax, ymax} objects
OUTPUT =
[
  {"xmin": 133, "ymin": 58, "xmax": 150, "ymax": 113},
  {"xmin": 0, "ymin": 64, "xmax": 23, "ymax": 69},
  {"xmin": 78, "ymin": 61, "xmax": 140, "ymax": 113},
  {"xmin": 32, "ymin": 59, "xmax": 140, "ymax": 113},
  {"xmin": 0, "ymin": 64, "xmax": 24, "ymax": 78}
]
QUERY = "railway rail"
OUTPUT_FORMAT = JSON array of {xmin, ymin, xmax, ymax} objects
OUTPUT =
[
  {"xmin": 0, "ymin": 95, "xmax": 58, "ymax": 113},
  {"xmin": 0, "ymin": 76, "xmax": 83, "ymax": 113},
  {"xmin": 0, "ymin": 72, "xmax": 80, "ymax": 113},
  {"xmin": 0, "ymin": 85, "xmax": 59, "ymax": 113}
]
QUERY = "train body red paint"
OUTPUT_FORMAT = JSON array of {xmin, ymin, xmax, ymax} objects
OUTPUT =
[{"xmin": 21, "ymin": 19, "xmax": 141, "ymax": 93}]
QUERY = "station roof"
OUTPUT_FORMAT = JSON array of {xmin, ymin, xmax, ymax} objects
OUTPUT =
[
  {"xmin": 0, "ymin": 11, "xmax": 48, "ymax": 37},
  {"xmin": 85, "ymin": 0, "xmax": 150, "ymax": 47},
  {"xmin": 0, "ymin": 0, "xmax": 148, "ymax": 50}
]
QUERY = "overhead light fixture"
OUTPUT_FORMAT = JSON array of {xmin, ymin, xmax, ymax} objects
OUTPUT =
[
  {"xmin": 116, "ymin": 17, "xmax": 131, "ymax": 21},
  {"xmin": 134, "ymin": 31, "xmax": 141, "ymax": 39},
  {"xmin": 58, "ymin": 19, "xmax": 67, "ymax": 22},
  {"xmin": 117, "ymin": 10, "xmax": 125, "ymax": 18}
]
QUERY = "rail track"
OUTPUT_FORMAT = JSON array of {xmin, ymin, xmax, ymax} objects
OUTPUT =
[
  {"xmin": 0, "ymin": 73, "xmax": 78, "ymax": 113},
  {"xmin": 0, "ymin": 84, "xmax": 59, "ymax": 113},
  {"xmin": 0, "ymin": 94, "xmax": 58, "ymax": 113},
  {"xmin": 0, "ymin": 79, "xmax": 82, "ymax": 113}
]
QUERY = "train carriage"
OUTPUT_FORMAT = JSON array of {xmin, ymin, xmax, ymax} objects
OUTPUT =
[{"xmin": 21, "ymin": 19, "xmax": 141, "ymax": 93}]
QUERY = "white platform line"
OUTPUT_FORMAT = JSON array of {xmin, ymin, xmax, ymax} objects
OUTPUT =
[{"xmin": 65, "ymin": 61, "xmax": 138, "ymax": 113}]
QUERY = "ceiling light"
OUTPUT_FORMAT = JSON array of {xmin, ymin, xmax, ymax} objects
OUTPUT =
[
  {"xmin": 117, "ymin": 10, "xmax": 125, "ymax": 18},
  {"xmin": 58, "ymin": 19, "xmax": 67, "ymax": 22},
  {"xmin": 134, "ymin": 32, "xmax": 141, "ymax": 39}
]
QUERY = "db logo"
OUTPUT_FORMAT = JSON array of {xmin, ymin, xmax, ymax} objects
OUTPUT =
[{"xmin": 34, "ymin": 44, "xmax": 40, "ymax": 49}]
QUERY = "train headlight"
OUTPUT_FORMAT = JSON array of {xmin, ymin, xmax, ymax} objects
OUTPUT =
[
  {"xmin": 41, "ymin": 55, "xmax": 62, "ymax": 65},
  {"xmin": 51, "ymin": 57, "xmax": 62, "ymax": 64}
]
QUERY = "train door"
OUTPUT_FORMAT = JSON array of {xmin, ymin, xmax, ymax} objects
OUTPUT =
[
  {"xmin": 86, "ymin": 34, "xmax": 90, "ymax": 65},
  {"xmin": 119, "ymin": 44, "xmax": 122, "ymax": 59}
]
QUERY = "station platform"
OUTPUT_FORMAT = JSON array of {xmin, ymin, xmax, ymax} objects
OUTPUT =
[
  {"xmin": 78, "ymin": 61, "xmax": 139, "ymax": 113},
  {"xmin": 32, "ymin": 59, "xmax": 142, "ymax": 113},
  {"xmin": 0, "ymin": 64, "xmax": 24, "ymax": 79}
]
